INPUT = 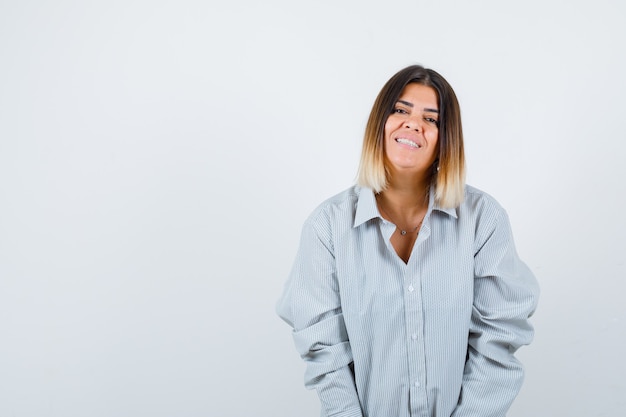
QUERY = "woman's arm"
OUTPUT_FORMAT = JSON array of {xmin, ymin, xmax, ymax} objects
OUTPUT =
[
  {"xmin": 277, "ymin": 211, "xmax": 363, "ymax": 417},
  {"xmin": 451, "ymin": 209, "xmax": 540, "ymax": 417}
]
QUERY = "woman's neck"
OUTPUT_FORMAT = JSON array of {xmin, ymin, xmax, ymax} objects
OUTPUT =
[{"xmin": 378, "ymin": 178, "xmax": 430, "ymax": 221}]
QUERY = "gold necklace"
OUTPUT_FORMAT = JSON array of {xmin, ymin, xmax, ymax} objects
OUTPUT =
[{"xmin": 376, "ymin": 198, "xmax": 425, "ymax": 236}]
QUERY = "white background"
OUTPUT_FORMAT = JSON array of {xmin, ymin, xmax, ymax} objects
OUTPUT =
[{"xmin": 1, "ymin": 1, "xmax": 624, "ymax": 416}]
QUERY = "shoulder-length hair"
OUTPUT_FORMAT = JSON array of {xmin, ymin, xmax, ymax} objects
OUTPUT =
[{"xmin": 356, "ymin": 65, "xmax": 465, "ymax": 208}]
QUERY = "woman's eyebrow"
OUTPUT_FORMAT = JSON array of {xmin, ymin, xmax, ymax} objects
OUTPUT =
[{"xmin": 397, "ymin": 100, "xmax": 439, "ymax": 113}]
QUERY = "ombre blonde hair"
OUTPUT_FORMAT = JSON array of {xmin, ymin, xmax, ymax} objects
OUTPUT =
[{"xmin": 357, "ymin": 65, "xmax": 466, "ymax": 209}]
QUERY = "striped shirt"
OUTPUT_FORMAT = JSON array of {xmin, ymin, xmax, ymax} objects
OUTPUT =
[{"xmin": 277, "ymin": 185, "xmax": 539, "ymax": 417}]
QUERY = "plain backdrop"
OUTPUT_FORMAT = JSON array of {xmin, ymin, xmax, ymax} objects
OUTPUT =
[{"xmin": 1, "ymin": 1, "xmax": 625, "ymax": 416}]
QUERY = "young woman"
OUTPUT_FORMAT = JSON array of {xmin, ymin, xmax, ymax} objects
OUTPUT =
[{"xmin": 277, "ymin": 65, "xmax": 539, "ymax": 417}]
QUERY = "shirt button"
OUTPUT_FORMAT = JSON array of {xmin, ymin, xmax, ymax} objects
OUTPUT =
[
  {"xmin": 414, "ymin": 381, "xmax": 420, "ymax": 387},
  {"xmin": 408, "ymin": 285, "xmax": 414, "ymax": 292},
  {"xmin": 411, "ymin": 333, "xmax": 418, "ymax": 340}
]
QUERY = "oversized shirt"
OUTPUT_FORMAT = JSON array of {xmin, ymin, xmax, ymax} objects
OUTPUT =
[{"xmin": 277, "ymin": 185, "xmax": 539, "ymax": 417}]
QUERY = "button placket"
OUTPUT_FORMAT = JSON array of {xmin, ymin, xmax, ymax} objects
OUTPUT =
[{"xmin": 404, "ymin": 245, "xmax": 429, "ymax": 416}]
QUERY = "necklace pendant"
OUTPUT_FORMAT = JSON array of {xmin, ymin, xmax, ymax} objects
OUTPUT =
[{"xmin": 400, "ymin": 230, "xmax": 407, "ymax": 236}]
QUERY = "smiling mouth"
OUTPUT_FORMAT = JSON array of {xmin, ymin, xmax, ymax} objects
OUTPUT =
[{"xmin": 396, "ymin": 138, "xmax": 421, "ymax": 148}]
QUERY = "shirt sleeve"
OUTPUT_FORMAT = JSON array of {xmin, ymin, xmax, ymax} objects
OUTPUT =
[
  {"xmin": 451, "ymin": 208, "xmax": 540, "ymax": 417},
  {"xmin": 276, "ymin": 211, "xmax": 363, "ymax": 417}
]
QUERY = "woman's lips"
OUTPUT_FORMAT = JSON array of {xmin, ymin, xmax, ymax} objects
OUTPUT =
[{"xmin": 395, "ymin": 137, "xmax": 421, "ymax": 148}]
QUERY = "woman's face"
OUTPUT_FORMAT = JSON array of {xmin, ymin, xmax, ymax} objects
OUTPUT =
[{"xmin": 384, "ymin": 83, "xmax": 440, "ymax": 177}]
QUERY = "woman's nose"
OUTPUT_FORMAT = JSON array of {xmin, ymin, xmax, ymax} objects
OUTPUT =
[{"xmin": 404, "ymin": 115, "xmax": 421, "ymax": 131}]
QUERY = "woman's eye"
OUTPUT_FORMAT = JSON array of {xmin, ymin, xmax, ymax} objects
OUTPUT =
[
  {"xmin": 394, "ymin": 108, "xmax": 408, "ymax": 114},
  {"xmin": 425, "ymin": 117, "xmax": 439, "ymax": 125}
]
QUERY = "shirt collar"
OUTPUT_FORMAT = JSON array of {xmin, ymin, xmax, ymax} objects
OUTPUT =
[
  {"xmin": 353, "ymin": 185, "xmax": 458, "ymax": 228},
  {"xmin": 354, "ymin": 187, "xmax": 380, "ymax": 228}
]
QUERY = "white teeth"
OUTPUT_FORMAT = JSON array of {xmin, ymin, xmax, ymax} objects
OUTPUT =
[{"xmin": 396, "ymin": 138, "xmax": 420, "ymax": 148}]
